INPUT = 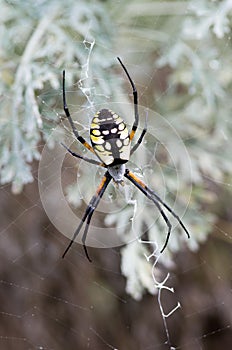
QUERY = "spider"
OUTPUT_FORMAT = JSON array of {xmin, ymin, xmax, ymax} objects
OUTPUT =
[{"xmin": 61, "ymin": 57, "xmax": 190, "ymax": 262}]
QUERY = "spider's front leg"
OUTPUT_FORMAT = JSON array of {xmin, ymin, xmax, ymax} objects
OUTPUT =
[
  {"xmin": 117, "ymin": 57, "xmax": 139, "ymax": 142},
  {"xmin": 62, "ymin": 70, "xmax": 95, "ymax": 154},
  {"xmin": 62, "ymin": 171, "xmax": 112, "ymax": 261}
]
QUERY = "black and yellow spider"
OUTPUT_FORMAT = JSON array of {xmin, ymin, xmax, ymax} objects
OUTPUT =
[{"xmin": 62, "ymin": 57, "xmax": 190, "ymax": 261}]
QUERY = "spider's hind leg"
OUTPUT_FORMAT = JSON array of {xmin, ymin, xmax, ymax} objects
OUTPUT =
[
  {"xmin": 124, "ymin": 169, "xmax": 190, "ymax": 252},
  {"xmin": 62, "ymin": 171, "xmax": 112, "ymax": 261}
]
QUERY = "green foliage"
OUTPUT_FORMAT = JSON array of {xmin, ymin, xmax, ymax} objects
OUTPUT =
[
  {"xmin": 110, "ymin": 0, "xmax": 232, "ymax": 298},
  {"xmin": 0, "ymin": 0, "xmax": 115, "ymax": 193}
]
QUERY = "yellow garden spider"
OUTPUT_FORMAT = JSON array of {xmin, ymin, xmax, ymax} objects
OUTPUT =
[{"xmin": 62, "ymin": 57, "xmax": 190, "ymax": 262}]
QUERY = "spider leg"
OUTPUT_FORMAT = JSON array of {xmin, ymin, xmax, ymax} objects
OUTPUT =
[
  {"xmin": 62, "ymin": 206, "xmax": 92, "ymax": 259},
  {"xmin": 148, "ymin": 199, "xmax": 172, "ymax": 252},
  {"xmin": 62, "ymin": 70, "xmax": 95, "ymax": 154},
  {"xmin": 62, "ymin": 171, "xmax": 112, "ymax": 261},
  {"xmin": 130, "ymin": 110, "xmax": 148, "ymax": 155},
  {"xmin": 81, "ymin": 208, "xmax": 95, "ymax": 262},
  {"xmin": 117, "ymin": 57, "xmax": 139, "ymax": 142},
  {"xmin": 124, "ymin": 169, "xmax": 190, "ymax": 252},
  {"xmin": 61, "ymin": 142, "xmax": 106, "ymax": 167}
]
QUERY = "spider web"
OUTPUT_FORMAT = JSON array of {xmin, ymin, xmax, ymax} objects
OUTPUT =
[{"xmin": 0, "ymin": 1, "xmax": 232, "ymax": 350}]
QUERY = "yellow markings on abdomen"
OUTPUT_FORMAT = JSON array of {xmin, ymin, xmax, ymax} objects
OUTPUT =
[
  {"xmin": 90, "ymin": 134, "xmax": 104, "ymax": 144},
  {"xmin": 91, "ymin": 123, "xmax": 100, "ymax": 129},
  {"xmin": 92, "ymin": 129, "xmax": 101, "ymax": 136},
  {"xmin": 95, "ymin": 145, "xmax": 105, "ymax": 152}
]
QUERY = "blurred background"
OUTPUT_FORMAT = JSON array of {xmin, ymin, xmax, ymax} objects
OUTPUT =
[{"xmin": 0, "ymin": 0, "xmax": 232, "ymax": 349}]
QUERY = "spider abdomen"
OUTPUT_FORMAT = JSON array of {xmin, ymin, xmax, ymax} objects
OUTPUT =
[{"xmin": 90, "ymin": 109, "xmax": 131, "ymax": 166}]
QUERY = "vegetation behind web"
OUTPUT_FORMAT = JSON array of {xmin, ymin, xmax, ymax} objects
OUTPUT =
[{"xmin": 0, "ymin": 2, "xmax": 231, "ymax": 346}]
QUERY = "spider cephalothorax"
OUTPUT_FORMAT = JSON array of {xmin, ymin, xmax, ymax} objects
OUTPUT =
[{"xmin": 61, "ymin": 57, "xmax": 190, "ymax": 262}]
